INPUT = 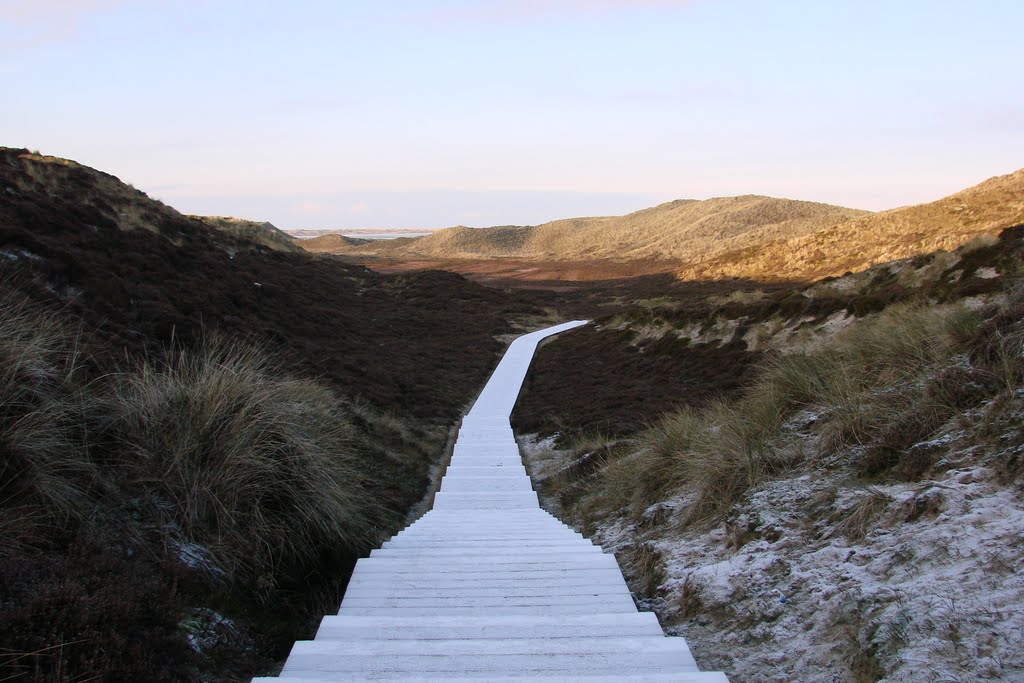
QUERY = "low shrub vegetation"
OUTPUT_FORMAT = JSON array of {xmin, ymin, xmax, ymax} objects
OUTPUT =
[
  {"xmin": 0, "ymin": 292, "xmax": 95, "ymax": 550},
  {"xmin": 0, "ymin": 291, "xmax": 413, "ymax": 681},
  {"xmin": 549, "ymin": 298, "xmax": 1015, "ymax": 530},
  {"xmin": 109, "ymin": 339, "xmax": 388, "ymax": 599}
]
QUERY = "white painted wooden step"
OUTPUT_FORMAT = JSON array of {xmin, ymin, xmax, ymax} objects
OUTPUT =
[
  {"xmin": 340, "ymin": 584, "xmax": 632, "ymax": 600},
  {"xmin": 278, "ymin": 649, "xmax": 700, "ymax": 677},
  {"xmin": 336, "ymin": 603, "xmax": 640, "ymax": 617},
  {"xmin": 370, "ymin": 545, "xmax": 602, "ymax": 557},
  {"xmin": 260, "ymin": 675, "xmax": 729, "ymax": 683},
  {"xmin": 380, "ymin": 538, "xmax": 587, "ymax": 548},
  {"xmin": 338, "ymin": 594, "xmax": 640, "ymax": 613},
  {"xmin": 257, "ymin": 321, "xmax": 728, "ymax": 682},
  {"xmin": 345, "ymin": 570, "xmax": 630, "ymax": 590},
  {"xmin": 345, "ymin": 577, "xmax": 629, "ymax": 594},
  {"xmin": 351, "ymin": 556, "xmax": 621, "ymax": 572},
  {"xmin": 313, "ymin": 612, "xmax": 664, "ymax": 640},
  {"xmin": 439, "ymin": 478, "xmax": 535, "ymax": 492},
  {"xmin": 381, "ymin": 534, "xmax": 585, "ymax": 544},
  {"xmin": 287, "ymin": 635, "xmax": 694, "ymax": 658}
]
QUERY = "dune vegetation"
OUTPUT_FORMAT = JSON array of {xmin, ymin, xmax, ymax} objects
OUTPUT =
[
  {"xmin": 191, "ymin": 215, "xmax": 303, "ymax": 253},
  {"xmin": 312, "ymin": 168, "xmax": 1024, "ymax": 285},
  {"xmin": 0, "ymin": 147, "xmax": 546, "ymax": 681},
  {"xmin": 517, "ymin": 227, "xmax": 1024, "ymax": 681},
  {"xmin": 677, "ymin": 168, "xmax": 1024, "ymax": 282},
  {"xmin": 319, "ymin": 195, "xmax": 868, "ymax": 267},
  {"xmin": 0, "ymin": 288, "xmax": 417, "ymax": 680},
  {"xmin": 539, "ymin": 299, "xmax": 990, "ymax": 527},
  {"xmin": 4, "ymin": 144, "xmax": 1023, "ymax": 682}
]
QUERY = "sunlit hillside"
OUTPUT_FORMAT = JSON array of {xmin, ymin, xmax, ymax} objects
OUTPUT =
[
  {"xmin": 327, "ymin": 196, "xmax": 868, "ymax": 266},
  {"xmin": 310, "ymin": 170, "xmax": 1024, "ymax": 285},
  {"xmin": 678, "ymin": 168, "xmax": 1024, "ymax": 281}
]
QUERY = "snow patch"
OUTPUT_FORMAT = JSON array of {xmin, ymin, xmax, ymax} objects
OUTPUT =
[{"xmin": 523, "ymin": 430, "xmax": 1024, "ymax": 682}]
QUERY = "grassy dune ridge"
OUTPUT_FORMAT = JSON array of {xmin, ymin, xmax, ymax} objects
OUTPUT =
[
  {"xmin": 191, "ymin": 215, "xmax": 303, "ymax": 253},
  {"xmin": 313, "ymin": 168, "xmax": 1024, "ymax": 284},
  {"xmin": 678, "ymin": 168, "xmax": 1024, "ymax": 281},
  {"xmin": 328, "ymin": 195, "xmax": 868, "ymax": 265}
]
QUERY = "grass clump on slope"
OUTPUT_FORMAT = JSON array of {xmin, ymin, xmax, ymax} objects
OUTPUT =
[
  {"xmin": 0, "ymin": 288, "xmax": 396, "ymax": 680},
  {"xmin": 549, "ymin": 301, "xmax": 989, "ymax": 530},
  {"xmin": 0, "ymin": 292, "xmax": 95, "ymax": 553},
  {"xmin": 109, "ymin": 339, "xmax": 386, "ymax": 598}
]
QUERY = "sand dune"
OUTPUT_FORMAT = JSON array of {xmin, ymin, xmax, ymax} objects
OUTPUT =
[
  {"xmin": 337, "ymin": 196, "xmax": 867, "ymax": 266},
  {"xmin": 309, "ymin": 169, "xmax": 1024, "ymax": 282},
  {"xmin": 677, "ymin": 168, "xmax": 1024, "ymax": 281}
]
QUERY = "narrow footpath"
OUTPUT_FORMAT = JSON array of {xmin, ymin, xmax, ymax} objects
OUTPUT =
[{"xmin": 256, "ymin": 321, "xmax": 729, "ymax": 682}]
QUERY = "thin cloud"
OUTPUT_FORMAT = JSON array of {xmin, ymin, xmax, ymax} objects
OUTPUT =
[
  {"xmin": 1, "ymin": 0, "xmax": 127, "ymax": 36},
  {"xmin": 0, "ymin": 0, "xmax": 127, "ymax": 22},
  {"xmin": 415, "ymin": 0, "xmax": 699, "ymax": 24},
  {"xmin": 0, "ymin": 0, "xmax": 156, "ymax": 55},
  {"xmin": 299, "ymin": 201, "xmax": 326, "ymax": 216},
  {"xmin": 975, "ymin": 105, "xmax": 1024, "ymax": 133},
  {"xmin": 611, "ymin": 81, "xmax": 738, "ymax": 105}
]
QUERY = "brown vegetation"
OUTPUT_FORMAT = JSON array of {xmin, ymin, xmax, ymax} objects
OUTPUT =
[
  {"xmin": 0, "ymin": 147, "xmax": 543, "ymax": 421},
  {"xmin": 0, "ymin": 297, "xmax": 398, "ymax": 680},
  {"xmin": 678, "ymin": 168, "xmax": 1024, "ymax": 281},
  {"xmin": 515, "ymin": 227, "xmax": 1024, "ymax": 682},
  {"xmin": 319, "ymin": 195, "xmax": 866, "ymax": 265},
  {"xmin": 0, "ymin": 147, "xmax": 548, "ymax": 681},
  {"xmin": 514, "ymin": 224, "xmax": 1024, "ymax": 440},
  {"xmin": 191, "ymin": 215, "xmax": 302, "ymax": 253},
  {"xmin": 308, "ymin": 169, "xmax": 1024, "ymax": 286}
]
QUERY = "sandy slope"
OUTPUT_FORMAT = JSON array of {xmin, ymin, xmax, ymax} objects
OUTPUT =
[
  {"xmin": 328, "ymin": 196, "xmax": 867, "ymax": 266},
  {"xmin": 679, "ymin": 168, "xmax": 1024, "ymax": 281},
  {"xmin": 309, "ymin": 170, "xmax": 1024, "ymax": 283}
]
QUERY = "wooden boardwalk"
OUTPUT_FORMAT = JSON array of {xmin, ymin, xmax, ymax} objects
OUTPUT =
[{"xmin": 256, "ymin": 321, "xmax": 729, "ymax": 682}]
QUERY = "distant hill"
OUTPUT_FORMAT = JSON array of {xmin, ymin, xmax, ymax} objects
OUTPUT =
[
  {"xmin": 332, "ymin": 196, "xmax": 868, "ymax": 266},
  {"xmin": 302, "ymin": 233, "xmax": 373, "ymax": 251},
  {"xmin": 191, "ymin": 215, "xmax": 301, "ymax": 252},
  {"xmin": 311, "ymin": 170, "xmax": 1024, "ymax": 282},
  {"xmin": 677, "ymin": 168, "xmax": 1024, "ymax": 281}
]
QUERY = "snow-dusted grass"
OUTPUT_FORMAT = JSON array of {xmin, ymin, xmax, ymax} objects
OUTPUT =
[
  {"xmin": 524, "ymin": 291, "xmax": 1024, "ymax": 681},
  {"xmin": 650, "ymin": 460, "xmax": 1024, "ymax": 682},
  {"xmin": 546, "ymin": 302, "xmax": 984, "ymax": 533},
  {"xmin": 525, "ymin": 420, "xmax": 1024, "ymax": 681}
]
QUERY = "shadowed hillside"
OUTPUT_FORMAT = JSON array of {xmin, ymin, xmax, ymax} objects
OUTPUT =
[
  {"xmin": 0, "ymin": 147, "xmax": 547, "ymax": 681},
  {"xmin": 0, "ymin": 148, "xmax": 543, "ymax": 421}
]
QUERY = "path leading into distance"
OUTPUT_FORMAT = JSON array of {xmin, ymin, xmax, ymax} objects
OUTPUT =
[{"xmin": 256, "ymin": 321, "xmax": 729, "ymax": 682}]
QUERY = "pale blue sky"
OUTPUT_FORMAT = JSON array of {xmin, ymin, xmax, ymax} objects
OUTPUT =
[{"xmin": 2, "ymin": 0, "xmax": 1021, "ymax": 229}]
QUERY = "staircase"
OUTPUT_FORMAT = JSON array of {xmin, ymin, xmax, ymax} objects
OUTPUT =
[{"xmin": 255, "ymin": 321, "xmax": 729, "ymax": 682}]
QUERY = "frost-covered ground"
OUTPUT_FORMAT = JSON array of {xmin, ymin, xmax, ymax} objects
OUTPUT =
[{"xmin": 520, "ymin": 428, "xmax": 1024, "ymax": 683}]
